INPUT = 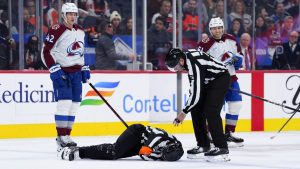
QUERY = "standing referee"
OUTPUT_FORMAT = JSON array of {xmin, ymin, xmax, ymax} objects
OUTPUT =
[{"xmin": 165, "ymin": 48, "xmax": 231, "ymax": 161}]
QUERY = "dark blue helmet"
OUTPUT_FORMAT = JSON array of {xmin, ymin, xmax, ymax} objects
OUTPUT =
[{"xmin": 165, "ymin": 48, "xmax": 185, "ymax": 71}]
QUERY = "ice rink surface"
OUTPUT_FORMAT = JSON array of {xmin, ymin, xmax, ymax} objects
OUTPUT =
[{"xmin": 1, "ymin": 132, "xmax": 300, "ymax": 169}]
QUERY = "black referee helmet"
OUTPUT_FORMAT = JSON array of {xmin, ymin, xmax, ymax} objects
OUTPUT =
[
  {"xmin": 165, "ymin": 48, "xmax": 185, "ymax": 70},
  {"xmin": 161, "ymin": 142, "xmax": 184, "ymax": 161}
]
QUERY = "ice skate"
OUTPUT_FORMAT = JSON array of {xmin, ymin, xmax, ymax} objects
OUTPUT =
[
  {"xmin": 226, "ymin": 132, "xmax": 244, "ymax": 147},
  {"xmin": 187, "ymin": 146, "xmax": 210, "ymax": 159},
  {"xmin": 56, "ymin": 135, "xmax": 77, "ymax": 152},
  {"xmin": 204, "ymin": 147, "xmax": 230, "ymax": 162},
  {"xmin": 58, "ymin": 146, "xmax": 79, "ymax": 161}
]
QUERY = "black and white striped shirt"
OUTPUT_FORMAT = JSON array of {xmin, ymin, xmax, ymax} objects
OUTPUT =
[
  {"xmin": 183, "ymin": 49, "xmax": 228, "ymax": 114},
  {"xmin": 140, "ymin": 126, "xmax": 181, "ymax": 161}
]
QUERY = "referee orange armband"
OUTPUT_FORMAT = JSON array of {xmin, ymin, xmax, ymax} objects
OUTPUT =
[{"xmin": 139, "ymin": 146, "xmax": 153, "ymax": 156}]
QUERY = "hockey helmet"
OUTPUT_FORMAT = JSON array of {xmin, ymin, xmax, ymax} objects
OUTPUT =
[
  {"xmin": 61, "ymin": 3, "xmax": 78, "ymax": 22},
  {"xmin": 62, "ymin": 3, "xmax": 78, "ymax": 14},
  {"xmin": 165, "ymin": 48, "xmax": 185, "ymax": 72},
  {"xmin": 161, "ymin": 142, "xmax": 184, "ymax": 161},
  {"xmin": 208, "ymin": 17, "xmax": 224, "ymax": 35}
]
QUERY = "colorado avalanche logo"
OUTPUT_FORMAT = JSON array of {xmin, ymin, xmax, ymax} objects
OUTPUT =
[{"xmin": 67, "ymin": 41, "xmax": 84, "ymax": 57}]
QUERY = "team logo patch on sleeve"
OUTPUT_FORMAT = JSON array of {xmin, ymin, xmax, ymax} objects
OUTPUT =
[
  {"xmin": 202, "ymin": 37, "xmax": 209, "ymax": 43},
  {"xmin": 51, "ymin": 24, "xmax": 60, "ymax": 30}
]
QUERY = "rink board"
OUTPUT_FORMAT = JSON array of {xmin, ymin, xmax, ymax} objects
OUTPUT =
[{"xmin": 0, "ymin": 71, "xmax": 299, "ymax": 138}]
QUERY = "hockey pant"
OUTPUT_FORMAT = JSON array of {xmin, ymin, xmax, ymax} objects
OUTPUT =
[
  {"xmin": 78, "ymin": 124, "xmax": 145, "ymax": 160},
  {"xmin": 53, "ymin": 71, "xmax": 82, "ymax": 136},
  {"xmin": 191, "ymin": 72, "xmax": 230, "ymax": 149}
]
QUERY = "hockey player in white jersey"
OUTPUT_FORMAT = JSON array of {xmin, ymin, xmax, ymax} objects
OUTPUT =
[
  {"xmin": 188, "ymin": 17, "xmax": 244, "ymax": 157},
  {"xmin": 41, "ymin": 3, "xmax": 90, "ymax": 151}
]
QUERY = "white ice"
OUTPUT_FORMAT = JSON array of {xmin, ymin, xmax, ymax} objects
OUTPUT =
[{"xmin": 0, "ymin": 132, "xmax": 300, "ymax": 169}]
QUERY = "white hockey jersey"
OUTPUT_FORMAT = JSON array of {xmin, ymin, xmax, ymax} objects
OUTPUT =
[
  {"xmin": 41, "ymin": 24, "xmax": 85, "ymax": 72},
  {"xmin": 197, "ymin": 33, "xmax": 242, "ymax": 81}
]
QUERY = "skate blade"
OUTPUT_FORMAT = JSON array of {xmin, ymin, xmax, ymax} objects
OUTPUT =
[
  {"xmin": 205, "ymin": 154, "xmax": 230, "ymax": 162},
  {"xmin": 187, "ymin": 154, "xmax": 205, "ymax": 159},
  {"xmin": 227, "ymin": 141, "xmax": 244, "ymax": 148}
]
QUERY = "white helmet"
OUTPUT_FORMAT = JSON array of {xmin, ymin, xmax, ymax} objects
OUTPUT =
[
  {"xmin": 208, "ymin": 17, "xmax": 224, "ymax": 36},
  {"xmin": 61, "ymin": 3, "xmax": 78, "ymax": 23}
]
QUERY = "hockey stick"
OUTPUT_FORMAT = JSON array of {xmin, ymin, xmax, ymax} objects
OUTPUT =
[
  {"xmin": 229, "ymin": 88, "xmax": 300, "ymax": 113},
  {"xmin": 88, "ymin": 82, "xmax": 129, "ymax": 128},
  {"xmin": 230, "ymin": 88, "xmax": 300, "ymax": 138},
  {"xmin": 270, "ymin": 104, "xmax": 300, "ymax": 139}
]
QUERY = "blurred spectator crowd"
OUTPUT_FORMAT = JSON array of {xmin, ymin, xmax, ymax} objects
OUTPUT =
[{"xmin": 1, "ymin": 0, "xmax": 300, "ymax": 70}]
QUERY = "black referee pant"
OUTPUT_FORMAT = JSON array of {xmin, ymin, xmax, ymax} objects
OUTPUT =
[
  {"xmin": 79, "ymin": 124, "xmax": 145, "ymax": 160},
  {"xmin": 191, "ymin": 72, "xmax": 230, "ymax": 149}
]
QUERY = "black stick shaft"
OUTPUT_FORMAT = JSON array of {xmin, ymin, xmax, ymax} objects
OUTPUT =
[
  {"xmin": 89, "ymin": 82, "xmax": 129, "ymax": 128},
  {"xmin": 276, "ymin": 108, "xmax": 298, "ymax": 133},
  {"xmin": 230, "ymin": 88, "xmax": 300, "ymax": 113},
  {"xmin": 270, "ymin": 104, "xmax": 300, "ymax": 139}
]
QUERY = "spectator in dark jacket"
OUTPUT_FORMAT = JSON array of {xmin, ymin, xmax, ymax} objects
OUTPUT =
[
  {"xmin": 0, "ymin": 16, "xmax": 17, "ymax": 70},
  {"xmin": 95, "ymin": 20, "xmax": 134, "ymax": 70},
  {"xmin": 147, "ymin": 16, "xmax": 171, "ymax": 70},
  {"xmin": 228, "ymin": 18, "xmax": 245, "ymax": 38},
  {"xmin": 255, "ymin": 16, "xmax": 268, "ymax": 37},
  {"xmin": 24, "ymin": 35, "xmax": 45, "ymax": 70},
  {"xmin": 272, "ymin": 31, "xmax": 300, "ymax": 69},
  {"xmin": 0, "ymin": 20, "xmax": 9, "ymax": 69},
  {"xmin": 120, "ymin": 17, "xmax": 132, "ymax": 35}
]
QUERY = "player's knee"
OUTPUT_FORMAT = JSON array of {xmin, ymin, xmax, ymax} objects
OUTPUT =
[
  {"xmin": 228, "ymin": 101, "xmax": 242, "ymax": 114},
  {"xmin": 56, "ymin": 100, "xmax": 72, "ymax": 114},
  {"xmin": 69, "ymin": 102, "xmax": 80, "ymax": 114}
]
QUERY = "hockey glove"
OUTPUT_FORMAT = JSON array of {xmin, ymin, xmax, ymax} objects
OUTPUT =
[
  {"xmin": 49, "ymin": 64, "xmax": 66, "ymax": 87},
  {"xmin": 81, "ymin": 65, "xmax": 90, "ymax": 83},
  {"xmin": 232, "ymin": 53, "xmax": 243, "ymax": 70},
  {"xmin": 223, "ymin": 52, "xmax": 243, "ymax": 70}
]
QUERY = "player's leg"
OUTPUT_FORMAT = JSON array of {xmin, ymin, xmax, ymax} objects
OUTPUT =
[
  {"xmin": 59, "ymin": 143, "xmax": 115, "ymax": 161},
  {"xmin": 224, "ymin": 81, "xmax": 244, "ymax": 147},
  {"xmin": 53, "ymin": 73, "xmax": 75, "ymax": 151},
  {"xmin": 64, "ymin": 124, "xmax": 145, "ymax": 160},
  {"xmin": 63, "ymin": 72, "xmax": 83, "ymax": 146},
  {"xmin": 187, "ymin": 102, "xmax": 211, "ymax": 159},
  {"xmin": 203, "ymin": 73, "xmax": 230, "ymax": 161}
]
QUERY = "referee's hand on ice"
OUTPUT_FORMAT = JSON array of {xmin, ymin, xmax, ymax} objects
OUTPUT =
[{"xmin": 173, "ymin": 112, "xmax": 186, "ymax": 126}]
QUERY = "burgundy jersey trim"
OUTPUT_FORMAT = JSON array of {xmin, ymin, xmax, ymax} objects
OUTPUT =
[
  {"xmin": 73, "ymin": 24, "xmax": 84, "ymax": 31},
  {"xmin": 231, "ymin": 75, "xmax": 238, "ymax": 81},
  {"xmin": 222, "ymin": 33, "xmax": 236, "ymax": 41},
  {"xmin": 62, "ymin": 65, "xmax": 82, "ymax": 73},
  {"xmin": 197, "ymin": 37, "xmax": 215, "ymax": 52},
  {"xmin": 42, "ymin": 24, "xmax": 67, "ymax": 68}
]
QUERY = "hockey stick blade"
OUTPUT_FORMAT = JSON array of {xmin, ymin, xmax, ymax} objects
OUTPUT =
[{"xmin": 270, "ymin": 104, "xmax": 300, "ymax": 139}]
